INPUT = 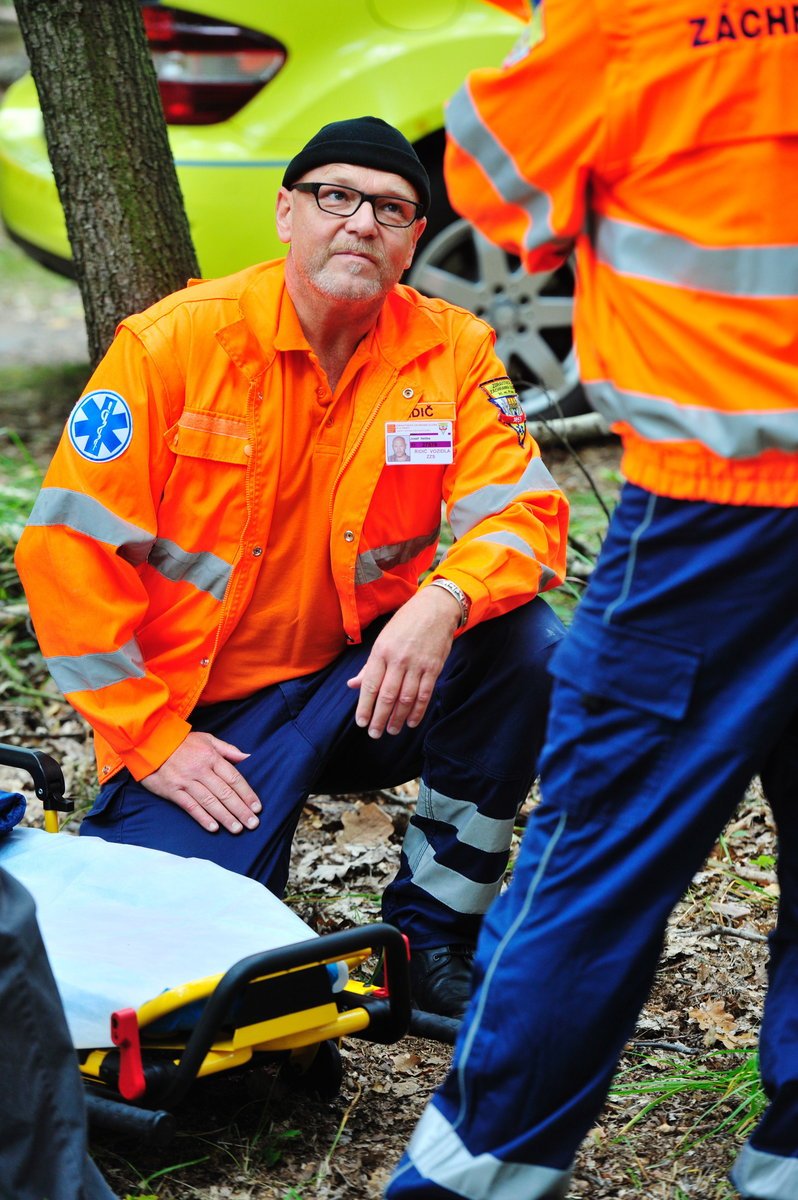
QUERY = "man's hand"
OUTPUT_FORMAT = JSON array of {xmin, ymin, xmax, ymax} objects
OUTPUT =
[
  {"xmin": 347, "ymin": 586, "xmax": 462, "ymax": 738},
  {"xmin": 141, "ymin": 731, "xmax": 262, "ymax": 834}
]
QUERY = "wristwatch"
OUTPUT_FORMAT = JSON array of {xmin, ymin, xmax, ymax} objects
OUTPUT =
[{"xmin": 429, "ymin": 577, "xmax": 472, "ymax": 629}]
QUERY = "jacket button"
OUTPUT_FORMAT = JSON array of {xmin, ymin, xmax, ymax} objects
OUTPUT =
[
  {"xmin": 344, "ymin": 530, "xmax": 355, "ymax": 542},
  {"xmin": 244, "ymin": 444, "xmax": 252, "ymax": 456},
  {"xmin": 252, "ymin": 545, "xmax": 263, "ymax": 557},
  {"xmin": 402, "ymin": 387, "xmax": 414, "ymax": 398},
  {"xmin": 200, "ymin": 657, "xmax": 210, "ymax": 667}
]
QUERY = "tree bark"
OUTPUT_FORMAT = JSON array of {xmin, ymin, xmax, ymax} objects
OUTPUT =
[{"xmin": 13, "ymin": 0, "xmax": 200, "ymax": 364}]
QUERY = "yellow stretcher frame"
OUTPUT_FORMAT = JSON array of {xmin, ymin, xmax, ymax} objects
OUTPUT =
[{"xmin": 1, "ymin": 744, "xmax": 414, "ymax": 1141}]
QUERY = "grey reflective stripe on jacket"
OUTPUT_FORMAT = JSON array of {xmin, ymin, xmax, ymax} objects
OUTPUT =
[
  {"xmin": 402, "ymin": 1104, "xmax": 571, "ymax": 1200},
  {"xmin": 147, "ymin": 538, "xmax": 232, "ymax": 602},
  {"xmin": 593, "ymin": 215, "xmax": 798, "ymax": 298},
  {"xmin": 355, "ymin": 526, "xmax": 441, "ymax": 585},
  {"xmin": 45, "ymin": 638, "xmax": 146, "ymax": 695},
  {"xmin": 585, "ymin": 380, "xmax": 798, "ymax": 459},
  {"xmin": 25, "ymin": 487, "xmax": 232, "ymax": 599},
  {"xmin": 447, "ymin": 85, "xmax": 568, "ymax": 257},
  {"xmin": 26, "ymin": 487, "xmax": 154, "ymax": 565},
  {"xmin": 449, "ymin": 457, "xmax": 560, "ymax": 539}
]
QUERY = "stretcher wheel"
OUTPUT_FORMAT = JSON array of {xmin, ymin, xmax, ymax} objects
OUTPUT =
[{"xmin": 279, "ymin": 1039, "xmax": 343, "ymax": 1100}]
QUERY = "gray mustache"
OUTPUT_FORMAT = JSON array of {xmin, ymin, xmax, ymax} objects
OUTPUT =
[{"xmin": 330, "ymin": 242, "xmax": 386, "ymax": 264}]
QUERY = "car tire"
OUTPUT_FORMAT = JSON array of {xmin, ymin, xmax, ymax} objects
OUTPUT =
[{"xmin": 408, "ymin": 151, "xmax": 589, "ymax": 422}]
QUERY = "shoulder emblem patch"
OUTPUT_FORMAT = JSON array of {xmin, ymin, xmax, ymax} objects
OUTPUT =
[
  {"xmin": 68, "ymin": 390, "xmax": 133, "ymax": 463},
  {"xmin": 479, "ymin": 377, "xmax": 527, "ymax": 447}
]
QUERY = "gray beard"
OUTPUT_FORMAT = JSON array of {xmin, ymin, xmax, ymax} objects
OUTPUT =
[{"xmin": 306, "ymin": 242, "xmax": 396, "ymax": 300}]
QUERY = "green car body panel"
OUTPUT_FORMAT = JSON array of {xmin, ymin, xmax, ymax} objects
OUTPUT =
[{"xmin": 0, "ymin": 1, "xmax": 519, "ymax": 277}]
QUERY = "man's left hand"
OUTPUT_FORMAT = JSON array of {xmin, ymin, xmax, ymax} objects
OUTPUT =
[{"xmin": 347, "ymin": 586, "xmax": 463, "ymax": 738}]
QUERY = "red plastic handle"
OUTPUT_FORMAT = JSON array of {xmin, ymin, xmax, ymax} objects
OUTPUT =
[{"xmin": 110, "ymin": 1008, "xmax": 146, "ymax": 1100}]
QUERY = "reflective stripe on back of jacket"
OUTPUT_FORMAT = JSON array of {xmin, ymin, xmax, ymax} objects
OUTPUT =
[{"xmin": 445, "ymin": 0, "xmax": 798, "ymax": 505}]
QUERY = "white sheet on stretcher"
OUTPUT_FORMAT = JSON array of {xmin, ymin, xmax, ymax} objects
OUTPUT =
[{"xmin": 0, "ymin": 827, "xmax": 317, "ymax": 1049}]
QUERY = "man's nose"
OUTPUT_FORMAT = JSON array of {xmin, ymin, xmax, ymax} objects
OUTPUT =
[{"xmin": 344, "ymin": 199, "xmax": 379, "ymax": 235}]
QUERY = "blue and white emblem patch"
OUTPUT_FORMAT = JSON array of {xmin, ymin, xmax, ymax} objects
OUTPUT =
[{"xmin": 68, "ymin": 390, "xmax": 133, "ymax": 462}]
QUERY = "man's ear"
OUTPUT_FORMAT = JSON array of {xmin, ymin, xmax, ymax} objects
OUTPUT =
[
  {"xmin": 404, "ymin": 216, "xmax": 427, "ymax": 271},
  {"xmin": 275, "ymin": 186, "xmax": 293, "ymax": 246}
]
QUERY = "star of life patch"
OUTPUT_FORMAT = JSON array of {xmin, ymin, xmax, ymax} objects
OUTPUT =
[
  {"xmin": 479, "ymin": 377, "xmax": 527, "ymax": 446},
  {"xmin": 68, "ymin": 389, "xmax": 133, "ymax": 463},
  {"xmin": 503, "ymin": 1, "xmax": 546, "ymax": 67}
]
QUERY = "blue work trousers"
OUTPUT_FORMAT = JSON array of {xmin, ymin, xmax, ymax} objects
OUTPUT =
[
  {"xmin": 388, "ymin": 486, "xmax": 798, "ymax": 1200},
  {"xmin": 80, "ymin": 597, "xmax": 563, "ymax": 950}
]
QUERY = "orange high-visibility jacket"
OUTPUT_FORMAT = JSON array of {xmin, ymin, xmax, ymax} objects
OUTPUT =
[
  {"xmin": 446, "ymin": 0, "xmax": 798, "ymax": 505},
  {"xmin": 15, "ymin": 260, "xmax": 567, "ymax": 784}
]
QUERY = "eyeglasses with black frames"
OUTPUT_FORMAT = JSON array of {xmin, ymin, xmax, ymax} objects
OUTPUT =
[{"xmin": 289, "ymin": 182, "xmax": 423, "ymax": 228}]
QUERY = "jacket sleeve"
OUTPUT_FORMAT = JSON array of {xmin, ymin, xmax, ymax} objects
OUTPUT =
[
  {"xmin": 14, "ymin": 325, "xmax": 192, "ymax": 780},
  {"xmin": 421, "ymin": 318, "xmax": 569, "ymax": 627},
  {"xmin": 444, "ymin": 0, "xmax": 606, "ymax": 273}
]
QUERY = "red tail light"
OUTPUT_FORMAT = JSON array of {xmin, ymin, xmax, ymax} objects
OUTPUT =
[{"xmin": 140, "ymin": 4, "xmax": 287, "ymax": 125}]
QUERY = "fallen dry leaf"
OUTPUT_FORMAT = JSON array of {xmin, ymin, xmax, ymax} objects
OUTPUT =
[
  {"xmin": 688, "ymin": 999, "xmax": 757, "ymax": 1048},
  {"xmin": 392, "ymin": 1051, "xmax": 421, "ymax": 1073},
  {"xmin": 337, "ymin": 802, "xmax": 395, "ymax": 847}
]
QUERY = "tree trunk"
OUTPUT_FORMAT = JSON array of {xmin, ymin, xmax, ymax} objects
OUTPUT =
[{"xmin": 13, "ymin": 0, "xmax": 200, "ymax": 364}]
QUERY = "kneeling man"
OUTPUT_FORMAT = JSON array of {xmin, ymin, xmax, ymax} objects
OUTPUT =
[{"xmin": 16, "ymin": 117, "xmax": 568, "ymax": 1017}]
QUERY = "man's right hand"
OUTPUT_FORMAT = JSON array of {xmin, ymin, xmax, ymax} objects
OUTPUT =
[{"xmin": 140, "ymin": 731, "xmax": 261, "ymax": 834}]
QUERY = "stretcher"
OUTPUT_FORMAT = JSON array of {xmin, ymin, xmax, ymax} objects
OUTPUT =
[{"xmin": 0, "ymin": 743, "xmax": 425, "ymax": 1142}]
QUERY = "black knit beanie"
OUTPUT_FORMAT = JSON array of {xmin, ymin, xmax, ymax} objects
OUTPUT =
[{"xmin": 282, "ymin": 116, "xmax": 431, "ymax": 216}]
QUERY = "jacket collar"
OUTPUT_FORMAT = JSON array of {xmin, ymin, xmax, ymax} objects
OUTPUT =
[
  {"xmin": 215, "ymin": 259, "xmax": 446, "ymax": 379},
  {"xmin": 214, "ymin": 260, "xmax": 283, "ymax": 380}
]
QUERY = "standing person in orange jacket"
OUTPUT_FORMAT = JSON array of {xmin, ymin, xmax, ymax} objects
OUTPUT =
[
  {"xmin": 387, "ymin": 1, "xmax": 798, "ymax": 1194},
  {"xmin": 15, "ymin": 117, "xmax": 568, "ymax": 1019}
]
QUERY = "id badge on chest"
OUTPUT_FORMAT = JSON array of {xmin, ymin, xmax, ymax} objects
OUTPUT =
[{"xmin": 385, "ymin": 420, "xmax": 453, "ymax": 465}]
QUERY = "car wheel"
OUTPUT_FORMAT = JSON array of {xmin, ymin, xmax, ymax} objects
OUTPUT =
[{"xmin": 408, "ymin": 214, "xmax": 587, "ymax": 422}]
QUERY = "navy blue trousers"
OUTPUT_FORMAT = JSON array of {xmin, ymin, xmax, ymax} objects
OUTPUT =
[
  {"xmin": 388, "ymin": 486, "xmax": 798, "ymax": 1200},
  {"xmin": 81, "ymin": 598, "xmax": 564, "ymax": 949}
]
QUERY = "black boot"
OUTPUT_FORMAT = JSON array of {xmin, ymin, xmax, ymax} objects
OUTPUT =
[{"xmin": 409, "ymin": 945, "xmax": 475, "ymax": 1019}]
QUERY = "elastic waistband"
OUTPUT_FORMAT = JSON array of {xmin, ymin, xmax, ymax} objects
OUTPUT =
[{"xmin": 619, "ymin": 439, "xmax": 798, "ymax": 507}]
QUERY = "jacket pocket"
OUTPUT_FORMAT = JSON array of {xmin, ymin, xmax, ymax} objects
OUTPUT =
[
  {"xmin": 165, "ymin": 411, "xmax": 249, "ymax": 465},
  {"xmin": 542, "ymin": 613, "xmax": 701, "ymax": 825},
  {"xmin": 399, "ymin": 396, "xmax": 457, "ymax": 422}
]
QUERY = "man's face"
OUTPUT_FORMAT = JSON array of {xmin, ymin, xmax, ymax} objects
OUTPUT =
[
  {"xmin": 276, "ymin": 162, "xmax": 427, "ymax": 303},
  {"xmin": 393, "ymin": 436, "xmax": 407, "ymax": 457}
]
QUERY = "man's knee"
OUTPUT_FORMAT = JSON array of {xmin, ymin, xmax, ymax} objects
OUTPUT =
[
  {"xmin": 444, "ymin": 598, "xmax": 564, "ymax": 710},
  {"xmin": 468, "ymin": 596, "xmax": 564, "ymax": 666}
]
